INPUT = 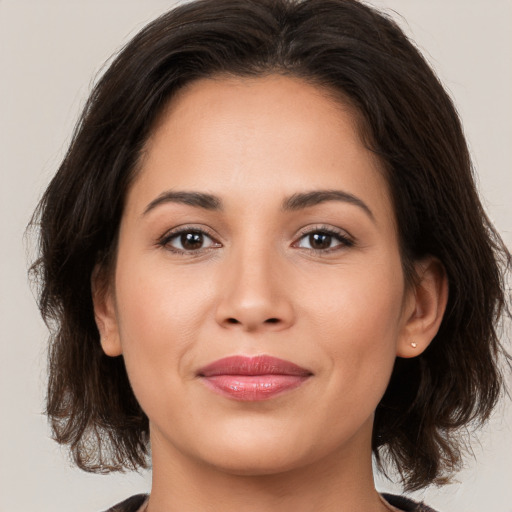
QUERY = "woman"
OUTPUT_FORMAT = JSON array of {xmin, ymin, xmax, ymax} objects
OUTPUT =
[{"xmin": 30, "ymin": 0, "xmax": 510, "ymax": 511}]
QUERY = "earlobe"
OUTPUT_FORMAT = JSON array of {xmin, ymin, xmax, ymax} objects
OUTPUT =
[
  {"xmin": 397, "ymin": 257, "xmax": 448, "ymax": 358},
  {"xmin": 91, "ymin": 265, "xmax": 123, "ymax": 357}
]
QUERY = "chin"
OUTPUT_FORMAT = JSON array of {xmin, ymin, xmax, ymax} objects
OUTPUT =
[
  {"xmin": 190, "ymin": 427, "xmax": 335, "ymax": 477},
  {"xmin": 203, "ymin": 450, "xmax": 310, "ymax": 477}
]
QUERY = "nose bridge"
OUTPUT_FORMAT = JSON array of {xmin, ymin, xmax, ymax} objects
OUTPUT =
[{"xmin": 215, "ymin": 232, "xmax": 294, "ymax": 331}]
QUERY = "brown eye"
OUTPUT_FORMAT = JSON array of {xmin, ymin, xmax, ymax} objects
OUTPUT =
[
  {"xmin": 295, "ymin": 229, "xmax": 353, "ymax": 252},
  {"xmin": 308, "ymin": 233, "xmax": 332, "ymax": 250},
  {"xmin": 163, "ymin": 229, "xmax": 218, "ymax": 252},
  {"xmin": 180, "ymin": 232, "xmax": 204, "ymax": 250}
]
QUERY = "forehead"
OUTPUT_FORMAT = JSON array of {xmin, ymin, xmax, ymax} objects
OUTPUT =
[
  {"xmin": 128, "ymin": 74, "xmax": 394, "ymax": 226},
  {"xmin": 147, "ymin": 74, "xmax": 367, "ymax": 168}
]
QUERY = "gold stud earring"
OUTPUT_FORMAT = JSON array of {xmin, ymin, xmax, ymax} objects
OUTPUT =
[{"xmin": 410, "ymin": 342, "xmax": 418, "ymax": 348}]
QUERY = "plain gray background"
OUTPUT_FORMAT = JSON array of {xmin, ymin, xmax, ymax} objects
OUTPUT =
[{"xmin": 1, "ymin": 1, "xmax": 511, "ymax": 511}]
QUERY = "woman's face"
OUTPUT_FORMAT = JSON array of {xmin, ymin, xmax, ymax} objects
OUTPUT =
[{"xmin": 97, "ymin": 75, "xmax": 419, "ymax": 475}]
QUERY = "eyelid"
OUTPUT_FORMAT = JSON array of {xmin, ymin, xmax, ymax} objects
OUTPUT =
[
  {"xmin": 156, "ymin": 223, "xmax": 354, "ymax": 255},
  {"xmin": 292, "ymin": 224, "xmax": 355, "ymax": 252},
  {"xmin": 157, "ymin": 224, "xmax": 222, "ymax": 254}
]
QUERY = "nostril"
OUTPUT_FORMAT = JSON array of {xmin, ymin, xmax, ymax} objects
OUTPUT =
[{"xmin": 222, "ymin": 317, "xmax": 283, "ymax": 327}]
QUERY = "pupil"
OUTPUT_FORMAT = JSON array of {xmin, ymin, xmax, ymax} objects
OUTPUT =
[
  {"xmin": 310, "ymin": 233, "xmax": 331, "ymax": 249},
  {"xmin": 181, "ymin": 232, "xmax": 203, "ymax": 250}
]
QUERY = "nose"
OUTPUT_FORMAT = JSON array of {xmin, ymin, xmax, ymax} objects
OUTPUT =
[{"xmin": 214, "ymin": 246, "xmax": 295, "ymax": 332}]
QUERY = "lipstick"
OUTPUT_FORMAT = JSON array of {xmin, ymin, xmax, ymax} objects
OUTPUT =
[{"xmin": 197, "ymin": 355, "xmax": 312, "ymax": 401}]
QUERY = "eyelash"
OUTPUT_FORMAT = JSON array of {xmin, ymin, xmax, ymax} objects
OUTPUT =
[
  {"xmin": 157, "ymin": 225, "xmax": 220, "ymax": 255},
  {"xmin": 293, "ymin": 225, "xmax": 355, "ymax": 253},
  {"xmin": 157, "ymin": 224, "xmax": 355, "ymax": 255}
]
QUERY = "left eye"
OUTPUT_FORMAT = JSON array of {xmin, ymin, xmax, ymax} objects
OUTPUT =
[
  {"xmin": 164, "ymin": 230, "xmax": 218, "ymax": 252},
  {"xmin": 295, "ymin": 231, "xmax": 351, "ymax": 251}
]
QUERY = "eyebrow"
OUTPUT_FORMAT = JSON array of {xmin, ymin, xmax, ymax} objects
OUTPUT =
[
  {"xmin": 143, "ymin": 188, "xmax": 374, "ymax": 221},
  {"xmin": 282, "ymin": 190, "xmax": 374, "ymax": 221},
  {"xmin": 143, "ymin": 191, "xmax": 222, "ymax": 215}
]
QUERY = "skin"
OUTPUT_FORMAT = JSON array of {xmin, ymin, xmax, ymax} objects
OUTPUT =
[{"xmin": 94, "ymin": 75, "xmax": 447, "ymax": 512}]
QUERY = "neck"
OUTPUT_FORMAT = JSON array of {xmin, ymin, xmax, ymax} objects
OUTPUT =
[{"xmin": 146, "ymin": 420, "xmax": 387, "ymax": 512}]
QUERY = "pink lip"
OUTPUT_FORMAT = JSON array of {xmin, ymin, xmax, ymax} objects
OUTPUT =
[{"xmin": 197, "ymin": 355, "xmax": 312, "ymax": 401}]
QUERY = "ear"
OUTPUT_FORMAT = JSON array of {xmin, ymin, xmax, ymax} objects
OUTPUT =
[
  {"xmin": 397, "ymin": 256, "xmax": 448, "ymax": 358},
  {"xmin": 91, "ymin": 264, "xmax": 123, "ymax": 357}
]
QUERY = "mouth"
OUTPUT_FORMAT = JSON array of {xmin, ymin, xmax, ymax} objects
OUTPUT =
[{"xmin": 197, "ymin": 355, "xmax": 313, "ymax": 401}]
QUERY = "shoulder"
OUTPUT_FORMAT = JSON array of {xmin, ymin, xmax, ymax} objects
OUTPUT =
[
  {"xmin": 382, "ymin": 493, "xmax": 440, "ymax": 512},
  {"xmin": 102, "ymin": 494, "xmax": 148, "ymax": 512}
]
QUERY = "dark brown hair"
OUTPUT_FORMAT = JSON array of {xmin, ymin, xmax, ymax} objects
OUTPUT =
[{"xmin": 30, "ymin": 0, "xmax": 510, "ymax": 491}]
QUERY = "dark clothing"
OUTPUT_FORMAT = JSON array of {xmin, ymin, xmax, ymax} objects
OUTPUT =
[
  {"xmin": 382, "ymin": 493, "xmax": 438, "ymax": 512},
  {"xmin": 104, "ymin": 494, "xmax": 147, "ymax": 512},
  {"xmin": 104, "ymin": 493, "xmax": 439, "ymax": 511}
]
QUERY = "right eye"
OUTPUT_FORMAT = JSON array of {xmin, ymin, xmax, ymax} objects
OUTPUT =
[{"xmin": 159, "ymin": 228, "xmax": 221, "ymax": 254}]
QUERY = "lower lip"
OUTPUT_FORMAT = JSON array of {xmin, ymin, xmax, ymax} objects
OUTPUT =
[{"xmin": 201, "ymin": 375, "xmax": 309, "ymax": 401}]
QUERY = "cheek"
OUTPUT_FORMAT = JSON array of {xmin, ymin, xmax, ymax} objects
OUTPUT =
[
  {"xmin": 112, "ymin": 254, "xmax": 216, "ymax": 402},
  {"xmin": 300, "ymin": 261, "xmax": 404, "ymax": 396},
  {"xmin": 303, "ymin": 257, "xmax": 404, "ymax": 336}
]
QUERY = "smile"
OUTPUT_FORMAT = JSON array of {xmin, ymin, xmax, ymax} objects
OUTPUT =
[{"xmin": 197, "ymin": 355, "xmax": 313, "ymax": 401}]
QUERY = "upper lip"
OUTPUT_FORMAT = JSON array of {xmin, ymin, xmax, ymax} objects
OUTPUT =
[{"xmin": 198, "ymin": 355, "xmax": 312, "ymax": 377}]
